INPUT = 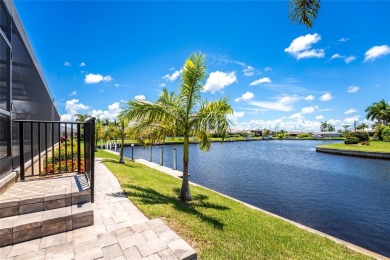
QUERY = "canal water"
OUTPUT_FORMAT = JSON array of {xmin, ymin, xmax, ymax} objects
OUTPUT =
[{"xmin": 123, "ymin": 140, "xmax": 390, "ymax": 256}]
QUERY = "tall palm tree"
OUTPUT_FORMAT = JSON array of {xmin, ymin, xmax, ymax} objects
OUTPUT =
[
  {"xmin": 289, "ymin": 0, "xmax": 321, "ymax": 28},
  {"xmin": 120, "ymin": 52, "xmax": 233, "ymax": 201},
  {"xmin": 320, "ymin": 121, "xmax": 328, "ymax": 132},
  {"xmin": 365, "ymin": 99, "xmax": 390, "ymax": 126}
]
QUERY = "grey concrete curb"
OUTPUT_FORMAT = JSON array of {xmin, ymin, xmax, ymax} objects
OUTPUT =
[{"xmin": 316, "ymin": 147, "xmax": 390, "ymax": 160}]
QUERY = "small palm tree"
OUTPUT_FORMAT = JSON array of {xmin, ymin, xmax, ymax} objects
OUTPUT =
[
  {"xmin": 289, "ymin": 0, "xmax": 321, "ymax": 28},
  {"xmin": 357, "ymin": 123, "xmax": 368, "ymax": 131},
  {"xmin": 121, "ymin": 52, "xmax": 233, "ymax": 201},
  {"xmin": 327, "ymin": 124, "xmax": 335, "ymax": 132},
  {"xmin": 365, "ymin": 99, "xmax": 390, "ymax": 126},
  {"xmin": 74, "ymin": 113, "xmax": 91, "ymax": 123},
  {"xmin": 116, "ymin": 116, "xmax": 133, "ymax": 164}
]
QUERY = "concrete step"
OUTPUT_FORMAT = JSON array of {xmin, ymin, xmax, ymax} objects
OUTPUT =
[
  {"xmin": 0, "ymin": 175, "xmax": 90, "ymax": 218},
  {"xmin": 0, "ymin": 202, "xmax": 94, "ymax": 247}
]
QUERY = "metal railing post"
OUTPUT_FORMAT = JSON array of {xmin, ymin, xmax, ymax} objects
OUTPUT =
[
  {"xmin": 149, "ymin": 145, "xmax": 152, "ymax": 162},
  {"xmin": 77, "ymin": 124, "xmax": 81, "ymax": 174},
  {"xmin": 19, "ymin": 122, "xmax": 25, "ymax": 180},
  {"xmin": 173, "ymin": 148, "xmax": 177, "ymax": 170}
]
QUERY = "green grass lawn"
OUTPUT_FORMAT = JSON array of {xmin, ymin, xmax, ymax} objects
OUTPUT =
[
  {"xmin": 95, "ymin": 150, "xmax": 370, "ymax": 259},
  {"xmin": 317, "ymin": 141, "xmax": 390, "ymax": 153}
]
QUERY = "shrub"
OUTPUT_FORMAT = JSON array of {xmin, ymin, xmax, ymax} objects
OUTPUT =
[
  {"xmin": 345, "ymin": 136, "xmax": 359, "ymax": 144},
  {"xmin": 382, "ymin": 126, "xmax": 390, "ymax": 142},
  {"xmin": 360, "ymin": 140, "xmax": 370, "ymax": 145},
  {"xmin": 349, "ymin": 131, "xmax": 369, "ymax": 142}
]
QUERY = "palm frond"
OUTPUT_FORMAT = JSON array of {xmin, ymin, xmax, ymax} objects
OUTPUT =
[
  {"xmin": 289, "ymin": 0, "xmax": 320, "ymax": 28},
  {"xmin": 180, "ymin": 52, "xmax": 207, "ymax": 115}
]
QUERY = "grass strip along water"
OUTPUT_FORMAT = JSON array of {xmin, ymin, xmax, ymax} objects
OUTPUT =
[
  {"xmin": 96, "ymin": 149, "xmax": 370, "ymax": 259},
  {"xmin": 317, "ymin": 141, "xmax": 390, "ymax": 153}
]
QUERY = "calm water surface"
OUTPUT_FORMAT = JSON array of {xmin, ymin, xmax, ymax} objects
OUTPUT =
[{"xmin": 124, "ymin": 140, "xmax": 390, "ymax": 256}]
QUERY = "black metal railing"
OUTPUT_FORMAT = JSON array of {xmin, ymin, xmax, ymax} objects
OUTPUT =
[{"xmin": 15, "ymin": 118, "xmax": 96, "ymax": 202}]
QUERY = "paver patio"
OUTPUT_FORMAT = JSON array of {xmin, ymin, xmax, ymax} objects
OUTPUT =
[{"xmin": 0, "ymin": 159, "xmax": 197, "ymax": 260}]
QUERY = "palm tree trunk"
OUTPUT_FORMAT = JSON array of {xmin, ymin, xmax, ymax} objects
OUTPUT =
[
  {"xmin": 119, "ymin": 135, "xmax": 125, "ymax": 164},
  {"xmin": 179, "ymin": 134, "xmax": 192, "ymax": 201}
]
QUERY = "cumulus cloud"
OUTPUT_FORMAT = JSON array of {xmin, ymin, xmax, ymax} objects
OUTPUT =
[
  {"xmin": 162, "ymin": 69, "xmax": 182, "ymax": 81},
  {"xmin": 344, "ymin": 109, "xmax": 357, "ymax": 115},
  {"xmin": 90, "ymin": 102, "xmax": 121, "ymax": 121},
  {"xmin": 64, "ymin": 61, "xmax": 71, "ymax": 67},
  {"xmin": 203, "ymin": 71, "xmax": 237, "ymax": 93},
  {"xmin": 316, "ymin": 115, "xmax": 324, "ymax": 120},
  {"xmin": 319, "ymin": 93, "xmax": 333, "ymax": 101},
  {"xmin": 243, "ymin": 66, "xmax": 255, "ymax": 76},
  {"xmin": 284, "ymin": 33, "xmax": 325, "ymax": 60},
  {"xmin": 235, "ymin": 92, "xmax": 254, "ymax": 102},
  {"xmin": 249, "ymin": 77, "xmax": 271, "ymax": 86},
  {"xmin": 300, "ymin": 106, "xmax": 318, "ymax": 114},
  {"xmin": 364, "ymin": 45, "xmax": 390, "ymax": 62},
  {"xmin": 348, "ymin": 85, "xmax": 359, "ymax": 93},
  {"xmin": 69, "ymin": 91, "xmax": 77, "ymax": 96},
  {"xmin": 135, "ymin": 95, "xmax": 146, "ymax": 101},
  {"xmin": 60, "ymin": 99, "xmax": 89, "ymax": 121},
  {"xmin": 344, "ymin": 56, "xmax": 356, "ymax": 64},
  {"xmin": 79, "ymin": 62, "xmax": 86, "ymax": 67},
  {"xmin": 84, "ymin": 73, "xmax": 112, "ymax": 84},
  {"xmin": 305, "ymin": 95, "xmax": 314, "ymax": 101}
]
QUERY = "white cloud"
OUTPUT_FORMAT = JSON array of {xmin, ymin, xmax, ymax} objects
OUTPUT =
[
  {"xmin": 135, "ymin": 95, "xmax": 146, "ymax": 101},
  {"xmin": 330, "ymin": 54, "xmax": 356, "ymax": 64},
  {"xmin": 64, "ymin": 61, "xmax": 71, "ymax": 67},
  {"xmin": 159, "ymin": 83, "xmax": 166, "ymax": 88},
  {"xmin": 284, "ymin": 33, "xmax": 325, "ymax": 60},
  {"xmin": 234, "ymin": 92, "xmax": 254, "ymax": 102},
  {"xmin": 300, "ymin": 106, "xmax": 318, "ymax": 114},
  {"xmin": 316, "ymin": 115, "xmax": 324, "ymax": 120},
  {"xmin": 264, "ymin": 67, "xmax": 272, "ymax": 72},
  {"xmin": 344, "ymin": 109, "xmax": 357, "ymax": 115},
  {"xmin": 331, "ymin": 54, "xmax": 343, "ymax": 60},
  {"xmin": 84, "ymin": 73, "xmax": 112, "ymax": 84},
  {"xmin": 305, "ymin": 95, "xmax": 314, "ymax": 101},
  {"xmin": 344, "ymin": 56, "xmax": 356, "ymax": 64},
  {"xmin": 162, "ymin": 69, "xmax": 182, "ymax": 81},
  {"xmin": 203, "ymin": 71, "xmax": 237, "ymax": 93},
  {"xmin": 347, "ymin": 85, "xmax": 359, "ymax": 93},
  {"xmin": 79, "ymin": 62, "xmax": 86, "ymax": 67},
  {"xmin": 344, "ymin": 116, "xmax": 360, "ymax": 124},
  {"xmin": 246, "ymin": 94, "xmax": 301, "ymax": 112},
  {"xmin": 90, "ymin": 102, "xmax": 121, "ymax": 121},
  {"xmin": 319, "ymin": 93, "xmax": 333, "ymax": 101},
  {"xmin": 243, "ymin": 66, "xmax": 255, "ymax": 76},
  {"xmin": 364, "ymin": 45, "xmax": 390, "ymax": 62},
  {"xmin": 60, "ymin": 99, "xmax": 89, "ymax": 121},
  {"xmin": 338, "ymin": 38, "xmax": 349, "ymax": 42},
  {"xmin": 227, "ymin": 111, "xmax": 245, "ymax": 125},
  {"xmin": 69, "ymin": 91, "xmax": 77, "ymax": 96},
  {"xmin": 249, "ymin": 77, "xmax": 271, "ymax": 86}
]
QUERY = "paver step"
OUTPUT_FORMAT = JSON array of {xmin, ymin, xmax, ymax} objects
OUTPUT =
[
  {"xmin": 0, "ymin": 201, "xmax": 94, "ymax": 247},
  {"xmin": 0, "ymin": 175, "xmax": 90, "ymax": 218}
]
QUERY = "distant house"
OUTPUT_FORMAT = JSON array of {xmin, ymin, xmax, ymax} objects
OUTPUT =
[
  {"xmin": 313, "ymin": 132, "xmax": 342, "ymax": 138},
  {"xmin": 287, "ymin": 132, "xmax": 305, "ymax": 137}
]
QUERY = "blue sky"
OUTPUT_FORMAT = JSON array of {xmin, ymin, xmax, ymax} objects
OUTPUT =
[{"xmin": 15, "ymin": 1, "xmax": 390, "ymax": 131}]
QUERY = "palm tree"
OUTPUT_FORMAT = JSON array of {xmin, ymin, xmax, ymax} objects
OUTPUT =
[
  {"xmin": 327, "ymin": 124, "xmax": 335, "ymax": 132},
  {"xmin": 289, "ymin": 0, "xmax": 321, "ymax": 28},
  {"xmin": 365, "ymin": 99, "xmax": 390, "ymax": 126},
  {"xmin": 320, "ymin": 121, "xmax": 328, "ymax": 132},
  {"xmin": 357, "ymin": 123, "xmax": 368, "ymax": 131},
  {"xmin": 115, "ymin": 117, "xmax": 131, "ymax": 164},
  {"xmin": 74, "ymin": 113, "xmax": 91, "ymax": 122},
  {"xmin": 120, "ymin": 52, "xmax": 233, "ymax": 201}
]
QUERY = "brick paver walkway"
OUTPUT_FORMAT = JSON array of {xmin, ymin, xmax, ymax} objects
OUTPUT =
[{"xmin": 0, "ymin": 159, "xmax": 196, "ymax": 259}]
